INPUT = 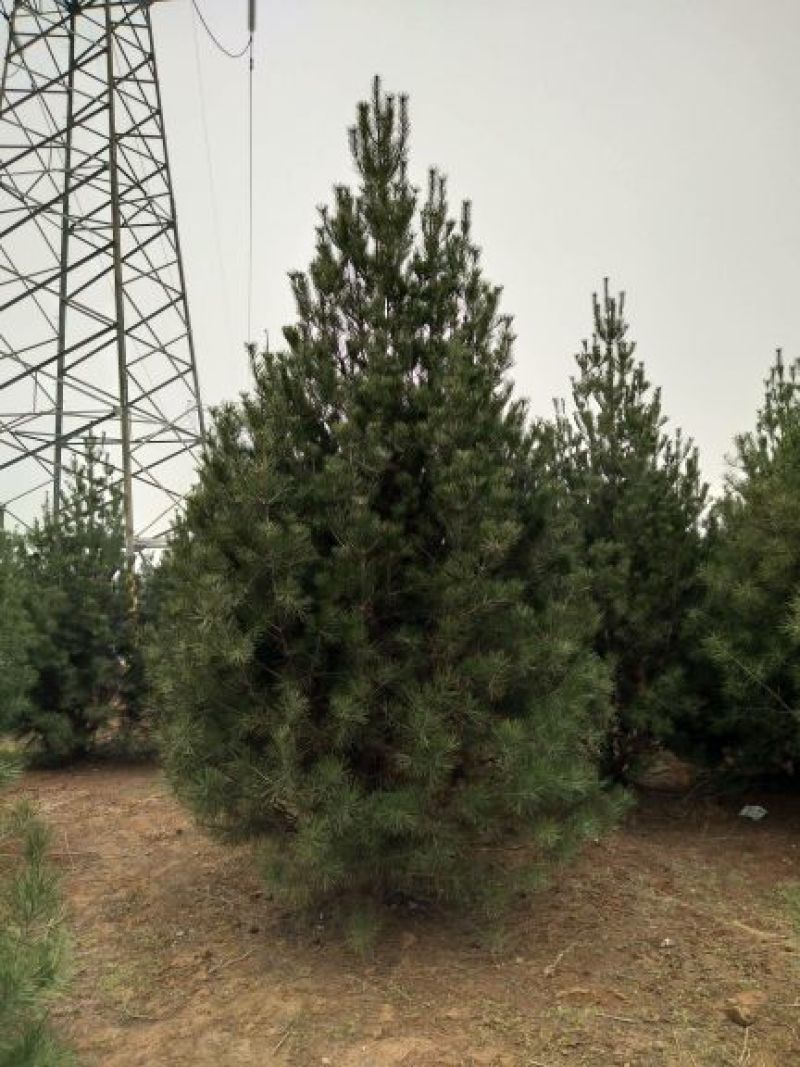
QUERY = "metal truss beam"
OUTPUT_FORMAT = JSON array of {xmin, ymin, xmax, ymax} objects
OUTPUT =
[{"xmin": 0, "ymin": 0, "xmax": 204, "ymax": 555}]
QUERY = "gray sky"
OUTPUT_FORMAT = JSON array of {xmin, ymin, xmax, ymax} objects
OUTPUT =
[
  {"xmin": 9, "ymin": 0, "xmax": 800, "ymax": 495},
  {"xmin": 158, "ymin": 0, "xmax": 800, "ymax": 490}
]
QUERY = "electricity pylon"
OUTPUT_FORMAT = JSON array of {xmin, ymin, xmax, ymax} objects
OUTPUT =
[{"xmin": 0, "ymin": 0, "xmax": 204, "ymax": 558}]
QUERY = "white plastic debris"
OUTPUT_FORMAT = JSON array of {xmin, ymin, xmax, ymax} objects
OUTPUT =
[{"xmin": 739, "ymin": 804, "xmax": 768, "ymax": 821}]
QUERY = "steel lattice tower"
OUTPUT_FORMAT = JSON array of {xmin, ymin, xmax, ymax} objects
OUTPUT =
[{"xmin": 0, "ymin": 0, "xmax": 204, "ymax": 556}]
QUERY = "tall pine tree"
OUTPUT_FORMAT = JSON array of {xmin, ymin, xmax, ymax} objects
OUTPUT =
[
  {"xmin": 700, "ymin": 351, "xmax": 800, "ymax": 774},
  {"xmin": 554, "ymin": 281, "xmax": 707, "ymax": 774},
  {"xmin": 0, "ymin": 532, "xmax": 35, "ymax": 734},
  {"xmin": 152, "ymin": 80, "xmax": 616, "ymax": 915},
  {"xmin": 14, "ymin": 441, "xmax": 134, "ymax": 763}
]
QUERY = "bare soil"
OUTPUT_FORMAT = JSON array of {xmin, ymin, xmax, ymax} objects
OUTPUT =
[{"xmin": 12, "ymin": 765, "xmax": 800, "ymax": 1066}]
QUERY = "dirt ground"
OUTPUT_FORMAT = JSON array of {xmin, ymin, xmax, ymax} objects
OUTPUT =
[{"xmin": 12, "ymin": 765, "xmax": 800, "ymax": 1066}]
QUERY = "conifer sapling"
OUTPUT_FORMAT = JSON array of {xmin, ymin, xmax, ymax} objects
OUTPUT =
[{"xmin": 152, "ymin": 80, "xmax": 617, "ymax": 916}]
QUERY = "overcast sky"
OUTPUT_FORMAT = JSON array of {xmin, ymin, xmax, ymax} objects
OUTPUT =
[{"xmin": 7, "ymin": 0, "xmax": 800, "ymax": 493}]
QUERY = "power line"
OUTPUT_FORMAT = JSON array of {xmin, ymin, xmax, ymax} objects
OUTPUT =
[
  {"xmin": 190, "ymin": 0, "xmax": 251, "ymax": 59},
  {"xmin": 247, "ymin": 0, "xmax": 257, "ymax": 345},
  {"xmin": 189, "ymin": 1, "xmax": 237, "ymax": 351},
  {"xmin": 247, "ymin": 33, "xmax": 254, "ymax": 345},
  {"xmin": 188, "ymin": 0, "xmax": 257, "ymax": 347}
]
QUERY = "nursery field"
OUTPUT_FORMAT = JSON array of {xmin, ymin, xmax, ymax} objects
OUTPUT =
[{"xmin": 11, "ymin": 765, "xmax": 800, "ymax": 1067}]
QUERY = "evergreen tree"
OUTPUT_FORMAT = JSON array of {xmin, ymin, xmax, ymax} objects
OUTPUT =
[
  {"xmin": 0, "ymin": 532, "xmax": 35, "ymax": 733},
  {"xmin": 111, "ymin": 557, "xmax": 164, "ymax": 758},
  {"xmin": 14, "ymin": 441, "xmax": 132, "ymax": 763},
  {"xmin": 700, "ymin": 351, "xmax": 800, "ymax": 774},
  {"xmin": 0, "ymin": 753, "xmax": 74, "ymax": 1067},
  {"xmin": 152, "ymin": 80, "xmax": 616, "ymax": 916},
  {"xmin": 118, "ymin": 559, "xmax": 154, "ymax": 729},
  {"xmin": 554, "ymin": 281, "xmax": 707, "ymax": 773}
]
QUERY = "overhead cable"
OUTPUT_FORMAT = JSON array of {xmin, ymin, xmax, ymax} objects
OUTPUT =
[
  {"xmin": 190, "ymin": 0, "xmax": 251, "ymax": 59},
  {"xmin": 247, "ymin": 31, "xmax": 254, "ymax": 344},
  {"xmin": 188, "ymin": 0, "xmax": 257, "ymax": 345}
]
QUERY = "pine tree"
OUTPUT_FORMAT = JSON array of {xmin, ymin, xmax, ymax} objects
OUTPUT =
[
  {"xmin": 117, "ymin": 559, "xmax": 155, "ymax": 736},
  {"xmin": 0, "ymin": 753, "xmax": 74, "ymax": 1067},
  {"xmin": 700, "ymin": 351, "xmax": 800, "ymax": 774},
  {"xmin": 554, "ymin": 281, "xmax": 707, "ymax": 773},
  {"xmin": 152, "ymin": 79, "xmax": 617, "ymax": 917},
  {"xmin": 0, "ymin": 532, "xmax": 35, "ymax": 734},
  {"xmin": 14, "ymin": 440, "xmax": 133, "ymax": 763}
]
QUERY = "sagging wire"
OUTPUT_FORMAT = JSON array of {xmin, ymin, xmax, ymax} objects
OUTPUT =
[{"xmin": 189, "ymin": 0, "xmax": 257, "ymax": 347}]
